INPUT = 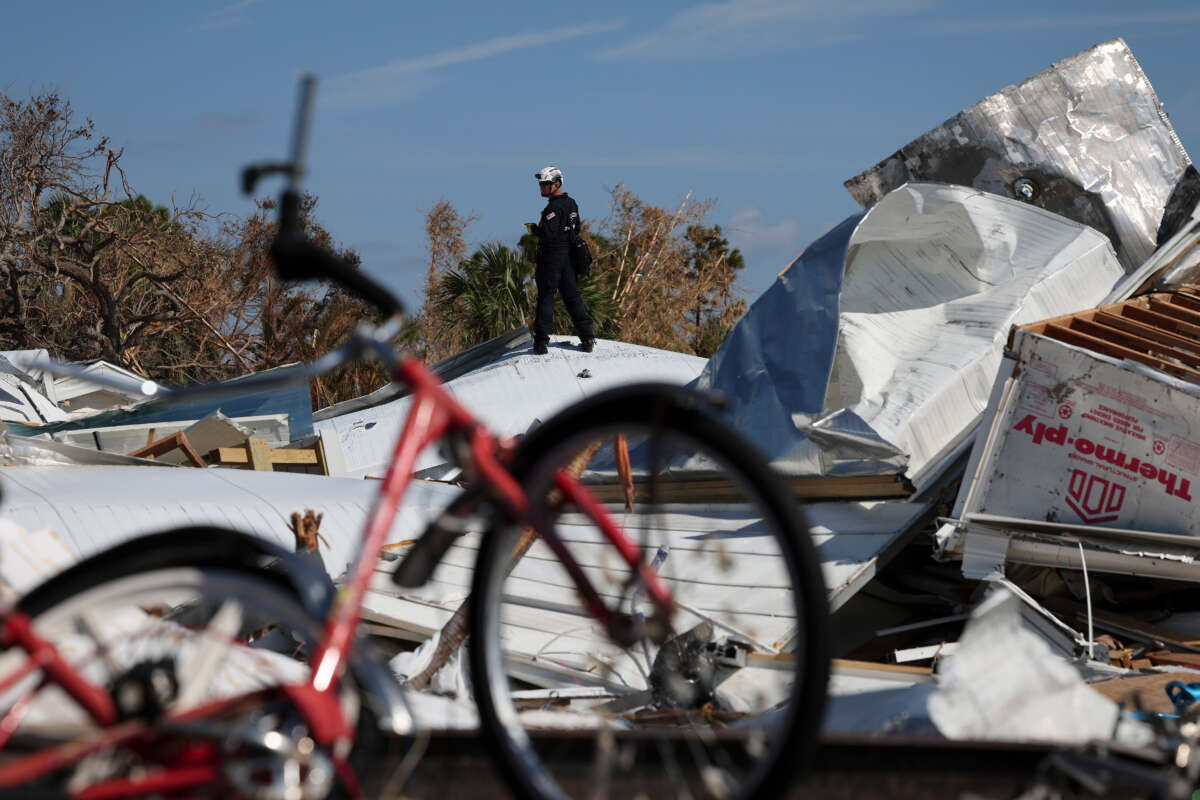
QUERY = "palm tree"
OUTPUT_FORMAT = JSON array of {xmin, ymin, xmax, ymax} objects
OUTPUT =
[{"xmin": 434, "ymin": 242, "xmax": 533, "ymax": 346}]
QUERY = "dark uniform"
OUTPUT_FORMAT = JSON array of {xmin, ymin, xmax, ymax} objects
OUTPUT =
[{"xmin": 533, "ymin": 192, "xmax": 594, "ymax": 348}]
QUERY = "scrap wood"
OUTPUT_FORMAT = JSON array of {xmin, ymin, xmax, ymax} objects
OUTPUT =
[
  {"xmin": 1015, "ymin": 289, "xmax": 1200, "ymax": 385},
  {"xmin": 1044, "ymin": 598, "xmax": 1200, "ymax": 654},
  {"xmin": 216, "ymin": 437, "xmax": 327, "ymax": 474},
  {"xmin": 614, "ymin": 433, "xmax": 634, "ymax": 512},
  {"xmin": 1146, "ymin": 651, "xmax": 1200, "ymax": 668},
  {"xmin": 580, "ymin": 472, "xmax": 914, "ymax": 503},
  {"xmin": 831, "ymin": 658, "xmax": 932, "ymax": 676},
  {"xmin": 1088, "ymin": 670, "xmax": 1200, "ymax": 715},
  {"xmin": 128, "ymin": 431, "xmax": 206, "ymax": 467}
]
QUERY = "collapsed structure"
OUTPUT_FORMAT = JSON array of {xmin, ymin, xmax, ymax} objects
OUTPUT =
[{"xmin": 5, "ymin": 37, "xmax": 1200, "ymax": 772}]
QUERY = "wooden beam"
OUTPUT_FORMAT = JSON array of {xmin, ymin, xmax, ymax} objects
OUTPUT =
[
  {"xmin": 578, "ymin": 472, "xmax": 913, "ymax": 503},
  {"xmin": 248, "ymin": 437, "xmax": 274, "ymax": 471},
  {"xmin": 314, "ymin": 437, "xmax": 329, "ymax": 476},
  {"xmin": 1065, "ymin": 317, "xmax": 1200, "ymax": 370},
  {"xmin": 129, "ymin": 432, "xmax": 206, "ymax": 468},
  {"xmin": 1042, "ymin": 322, "xmax": 1200, "ymax": 382},
  {"xmin": 1093, "ymin": 309, "xmax": 1200, "ymax": 356},
  {"xmin": 216, "ymin": 441, "xmax": 321, "ymax": 469},
  {"xmin": 1118, "ymin": 303, "xmax": 1200, "ymax": 340}
]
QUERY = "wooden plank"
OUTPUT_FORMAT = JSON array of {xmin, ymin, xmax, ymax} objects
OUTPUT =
[
  {"xmin": 1147, "ymin": 651, "xmax": 1200, "ymax": 668},
  {"xmin": 1148, "ymin": 296, "xmax": 1200, "ymax": 326},
  {"xmin": 248, "ymin": 437, "xmax": 273, "ymax": 471},
  {"xmin": 129, "ymin": 431, "xmax": 206, "ymax": 468},
  {"xmin": 1088, "ymin": 670, "xmax": 1200, "ymax": 714},
  {"xmin": 581, "ymin": 473, "xmax": 912, "ymax": 503},
  {"xmin": 1165, "ymin": 292, "xmax": 1200, "ymax": 314},
  {"xmin": 1042, "ymin": 323, "xmax": 1200, "ymax": 382},
  {"xmin": 216, "ymin": 442, "xmax": 319, "ymax": 469},
  {"xmin": 216, "ymin": 447, "xmax": 250, "ymax": 464},
  {"xmin": 1093, "ymin": 310, "xmax": 1200, "ymax": 356},
  {"xmin": 831, "ymin": 658, "xmax": 930, "ymax": 676},
  {"xmin": 267, "ymin": 449, "xmax": 318, "ymax": 465},
  {"xmin": 314, "ymin": 437, "xmax": 329, "ymax": 476},
  {"xmin": 1119, "ymin": 303, "xmax": 1200, "ymax": 340},
  {"xmin": 1066, "ymin": 317, "xmax": 1200, "ymax": 370}
]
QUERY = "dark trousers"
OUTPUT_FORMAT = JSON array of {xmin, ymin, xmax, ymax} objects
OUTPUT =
[{"xmin": 533, "ymin": 258, "xmax": 593, "ymax": 344}]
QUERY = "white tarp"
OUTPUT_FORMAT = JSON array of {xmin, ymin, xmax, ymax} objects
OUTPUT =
[{"xmin": 695, "ymin": 183, "xmax": 1126, "ymax": 489}]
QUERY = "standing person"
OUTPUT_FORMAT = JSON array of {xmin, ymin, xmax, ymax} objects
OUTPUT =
[{"xmin": 528, "ymin": 165, "xmax": 595, "ymax": 355}]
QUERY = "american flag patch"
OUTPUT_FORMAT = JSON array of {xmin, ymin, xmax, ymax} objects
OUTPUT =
[{"xmin": 546, "ymin": 211, "xmax": 556, "ymax": 220}]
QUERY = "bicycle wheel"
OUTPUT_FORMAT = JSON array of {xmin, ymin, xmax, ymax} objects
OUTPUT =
[
  {"xmin": 469, "ymin": 384, "xmax": 830, "ymax": 800},
  {"xmin": 0, "ymin": 527, "xmax": 375, "ymax": 798}
]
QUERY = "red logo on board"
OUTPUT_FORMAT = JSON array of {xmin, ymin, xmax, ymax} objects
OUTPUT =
[{"xmin": 1065, "ymin": 469, "xmax": 1125, "ymax": 524}]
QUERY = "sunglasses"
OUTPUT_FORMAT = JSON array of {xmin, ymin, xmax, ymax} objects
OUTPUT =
[{"xmin": 539, "ymin": 181, "xmax": 554, "ymax": 187}]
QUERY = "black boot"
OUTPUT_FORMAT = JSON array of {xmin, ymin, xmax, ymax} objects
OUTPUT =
[
  {"xmin": 533, "ymin": 340, "xmax": 548, "ymax": 355},
  {"xmin": 580, "ymin": 339, "xmax": 595, "ymax": 353}
]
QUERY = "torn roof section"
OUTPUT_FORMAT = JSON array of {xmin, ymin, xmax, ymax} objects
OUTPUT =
[
  {"xmin": 0, "ymin": 355, "xmax": 68, "ymax": 426},
  {"xmin": 695, "ymin": 182, "xmax": 1125, "ymax": 489},
  {"xmin": 4, "ymin": 362, "xmax": 315, "ymax": 444},
  {"xmin": 845, "ymin": 38, "xmax": 1197, "ymax": 273}
]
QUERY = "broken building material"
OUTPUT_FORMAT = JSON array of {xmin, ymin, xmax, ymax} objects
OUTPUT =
[
  {"xmin": 696, "ymin": 182, "xmax": 1125, "ymax": 490},
  {"xmin": 939, "ymin": 325, "xmax": 1200, "ymax": 582},
  {"xmin": 845, "ymin": 38, "xmax": 1198, "ymax": 273}
]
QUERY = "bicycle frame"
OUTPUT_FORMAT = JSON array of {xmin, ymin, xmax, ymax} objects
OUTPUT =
[{"xmin": 0, "ymin": 348, "xmax": 677, "ymax": 796}]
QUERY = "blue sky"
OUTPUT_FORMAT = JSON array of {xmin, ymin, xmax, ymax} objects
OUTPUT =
[{"xmin": 4, "ymin": 1, "xmax": 1200, "ymax": 309}]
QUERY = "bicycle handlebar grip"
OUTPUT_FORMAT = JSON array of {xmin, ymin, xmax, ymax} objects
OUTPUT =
[{"xmin": 271, "ymin": 193, "xmax": 404, "ymax": 317}]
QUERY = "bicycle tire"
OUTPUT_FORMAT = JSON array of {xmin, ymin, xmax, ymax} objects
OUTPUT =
[
  {"xmin": 468, "ymin": 384, "xmax": 830, "ymax": 800},
  {"xmin": 3, "ymin": 527, "xmax": 378, "ymax": 799}
]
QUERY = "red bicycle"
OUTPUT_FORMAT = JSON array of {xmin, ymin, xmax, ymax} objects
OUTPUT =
[{"xmin": 0, "ymin": 77, "xmax": 829, "ymax": 800}]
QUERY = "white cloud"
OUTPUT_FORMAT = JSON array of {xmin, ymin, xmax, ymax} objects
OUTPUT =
[
  {"xmin": 728, "ymin": 206, "xmax": 805, "ymax": 253},
  {"xmin": 719, "ymin": 206, "xmax": 810, "ymax": 295},
  {"xmin": 326, "ymin": 20, "xmax": 625, "ymax": 106},
  {"xmin": 597, "ymin": 0, "xmax": 934, "ymax": 60},
  {"xmin": 931, "ymin": 11, "xmax": 1200, "ymax": 35},
  {"xmin": 193, "ymin": 0, "xmax": 264, "ymax": 32}
]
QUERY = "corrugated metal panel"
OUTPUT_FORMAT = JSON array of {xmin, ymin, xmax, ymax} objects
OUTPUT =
[
  {"xmin": 845, "ymin": 38, "xmax": 1194, "ymax": 273},
  {"xmin": 0, "ymin": 464, "xmax": 926, "ymax": 674},
  {"xmin": 316, "ymin": 336, "xmax": 707, "ymax": 479},
  {"xmin": 5, "ymin": 363, "xmax": 315, "ymax": 442},
  {"xmin": 696, "ymin": 183, "xmax": 1125, "ymax": 490},
  {"xmin": 0, "ymin": 465, "xmax": 459, "ymax": 578}
]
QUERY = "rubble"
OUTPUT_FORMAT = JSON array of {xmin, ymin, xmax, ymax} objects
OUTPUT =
[{"xmin": 10, "ymin": 35, "xmax": 1200, "ymax": 792}]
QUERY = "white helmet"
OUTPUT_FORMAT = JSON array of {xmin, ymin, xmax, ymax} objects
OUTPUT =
[{"xmin": 534, "ymin": 165, "xmax": 563, "ymax": 185}]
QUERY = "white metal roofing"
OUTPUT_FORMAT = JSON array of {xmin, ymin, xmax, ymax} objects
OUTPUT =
[
  {"xmin": 315, "ymin": 336, "xmax": 707, "ymax": 479},
  {"xmin": 696, "ymin": 182, "xmax": 1126, "ymax": 490},
  {"xmin": 0, "ymin": 465, "xmax": 459, "ymax": 578},
  {"xmin": 0, "ymin": 464, "xmax": 922, "ymax": 632},
  {"xmin": 845, "ymin": 38, "xmax": 1190, "ymax": 274}
]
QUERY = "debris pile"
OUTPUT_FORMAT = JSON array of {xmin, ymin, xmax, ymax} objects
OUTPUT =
[{"xmin": 7, "ymin": 36, "xmax": 1200, "ymax": 783}]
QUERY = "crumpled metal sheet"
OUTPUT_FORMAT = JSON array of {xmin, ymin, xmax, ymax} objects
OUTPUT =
[
  {"xmin": 694, "ymin": 183, "xmax": 1125, "ymax": 485},
  {"xmin": 844, "ymin": 38, "xmax": 1196, "ymax": 273}
]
